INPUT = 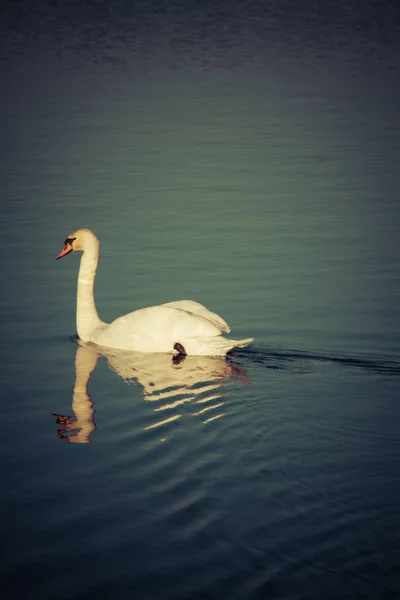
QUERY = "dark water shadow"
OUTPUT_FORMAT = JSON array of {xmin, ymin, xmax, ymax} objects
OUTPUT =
[{"xmin": 232, "ymin": 345, "xmax": 400, "ymax": 377}]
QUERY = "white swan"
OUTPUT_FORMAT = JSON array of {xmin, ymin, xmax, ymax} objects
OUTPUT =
[{"xmin": 56, "ymin": 229, "xmax": 253, "ymax": 356}]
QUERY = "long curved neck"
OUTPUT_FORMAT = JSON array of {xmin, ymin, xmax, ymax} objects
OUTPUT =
[{"xmin": 76, "ymin": 237, "xmax": 105, "ymax": 341}]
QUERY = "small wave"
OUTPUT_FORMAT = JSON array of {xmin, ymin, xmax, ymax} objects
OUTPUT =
[{"xmin": 236, "ymin": 346, "xmax": 400, "ymax": 377}]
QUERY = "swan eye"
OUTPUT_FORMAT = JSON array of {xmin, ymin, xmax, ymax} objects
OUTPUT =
[{"xmin": 64, "ymin": 237, "xmax": 76, "ymax": 246}]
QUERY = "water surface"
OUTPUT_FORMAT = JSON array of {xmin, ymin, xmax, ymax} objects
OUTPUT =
[{"xmin": 1, "ymin": 2, "xmax": 400, "ymax": 598}]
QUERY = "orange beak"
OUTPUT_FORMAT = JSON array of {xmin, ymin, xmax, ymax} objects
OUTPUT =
[{"xmin": 56, "ymin": 241, "xmax": 74, "ymax": 260}]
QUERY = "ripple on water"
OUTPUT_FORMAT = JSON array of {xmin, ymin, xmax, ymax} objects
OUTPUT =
[{"xmin": 43, "ymin": 342, "xmax": 400, "ymax": 599}]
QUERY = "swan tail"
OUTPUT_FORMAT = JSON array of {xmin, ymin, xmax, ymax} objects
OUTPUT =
[
  {"xmin": 182, "ymin": 336, "xmax": 254, "ymax": 357},
  {"xmin": 232, "ymin": 337, "xmax": 254, "ymax": 349}
]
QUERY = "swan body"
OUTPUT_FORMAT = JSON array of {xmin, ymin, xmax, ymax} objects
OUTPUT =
[{"xmin": 56, "ymin": 229, "xmax": 253, "ymax": 356}]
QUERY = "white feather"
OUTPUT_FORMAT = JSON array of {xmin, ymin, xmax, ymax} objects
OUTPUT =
[{"xmin": 57, "ymin": 229, "xmax": 253, "ymax": 357}]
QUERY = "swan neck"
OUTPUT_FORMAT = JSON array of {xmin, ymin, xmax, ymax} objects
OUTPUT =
[{"xmin": 76, "ymin": 239, "xmax": 105, "ymax": 340}]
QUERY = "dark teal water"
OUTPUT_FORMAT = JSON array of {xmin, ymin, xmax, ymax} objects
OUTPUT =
[{"xmin": 1, "ymin": 2, "xmax": 400, "ymax": 599}]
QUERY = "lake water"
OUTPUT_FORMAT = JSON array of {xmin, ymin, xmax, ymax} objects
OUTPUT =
[{"xmin": 1, "ymin": 2, "xmax": 400, "ymax": 599}]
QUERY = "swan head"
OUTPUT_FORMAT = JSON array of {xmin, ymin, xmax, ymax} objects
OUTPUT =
[{"xmin": 56, "ymin": 229, "xmax": 98, "ymax": 260}]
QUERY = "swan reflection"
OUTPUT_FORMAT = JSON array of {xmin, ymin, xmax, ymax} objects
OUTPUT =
[{"xmin": 55, "ymin": 341, "xmax": 250, "ymax": 443}]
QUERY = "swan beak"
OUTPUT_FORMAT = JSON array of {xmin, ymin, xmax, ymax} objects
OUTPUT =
[{"xmin": 56, "ymin": 242, "xmax": 73, "ymax": 260}]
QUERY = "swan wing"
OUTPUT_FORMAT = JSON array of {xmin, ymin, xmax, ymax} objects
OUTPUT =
[
  {"xmin": 162, "ymin": 300, "xmax": 230, "ymax": 333},
  {"xmin": 94, "ymin": 305, "xmax": 223, "ymax": 353}
]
